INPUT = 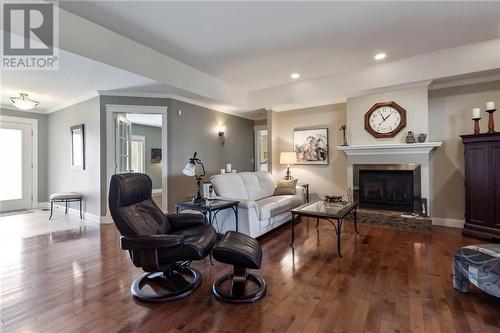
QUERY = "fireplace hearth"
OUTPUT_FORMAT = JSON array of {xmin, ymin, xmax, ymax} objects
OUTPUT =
[{"xmin": 353, "ymin": 164, "xmax": 421, "ymax": 213}]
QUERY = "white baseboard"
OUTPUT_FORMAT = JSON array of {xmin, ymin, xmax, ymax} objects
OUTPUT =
[
  {"xmin": 40, "ymin": 202, "xmax": 100, "ymax": 223},
  {"xmin": 99, "ymin": 214, "xmax": 114, "ymax": 224},
  {"xmin": 37, "ymin": 202, "xmax": 49, "ymax": 209},
  {"xmin": 432, "ymin": 217, "xmax": 464, "ymax": 228},
  {"xmin": 152, "ymin": 188, "xmax": 163, "ymax": 195}
]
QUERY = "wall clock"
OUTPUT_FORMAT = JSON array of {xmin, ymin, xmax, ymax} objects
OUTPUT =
[{"xmin": 364, "ymin": 101, "xmax": 406, "ymax": 138}]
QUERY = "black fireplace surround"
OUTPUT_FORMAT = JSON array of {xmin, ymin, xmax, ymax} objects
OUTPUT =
[{"xmin": 353, "ymin": 164, "xmax": 421, "ymax": 213}]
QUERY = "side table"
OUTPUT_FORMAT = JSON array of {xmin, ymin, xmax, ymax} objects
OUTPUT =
[{"xmin": 175, "ymin": 199, "xmax": 239, "ymax": 232}]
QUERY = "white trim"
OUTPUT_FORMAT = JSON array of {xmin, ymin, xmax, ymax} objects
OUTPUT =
[
  {"xmin": 38, "ymin": 202, "xmax": 49, "ymax": 209},
  {"xmin": 152, "ymin": 188, "xmax": 163, "ymax": 194},
  {"xmin": 430, "ymin": 73, "xmax": 500, "ymax": 91},
  {"xmin": 337, "ymin": 142, "xmax": 442, "ymax": 156},
  {"xmin": 99, "ymin": 214, "xmax": 114, "ymax": 224},
  {"xmin": 99, "ymin": 91, "xmax": 256, "ymax": 120},
  {"xmin": 105, "ymin": 104, "xmax": 168, "ymax": 211},
  {"xmin": 49, "ymin": 203, "xmax": 100, "ymax": 223},
  {"xmin": 432, "ymin": 217, "xmax": 464, "ymax": 228},
  {"xmin": 0, "ymin": 115, "xmax": 38, "ymax": 209},
  {"xmin": 105, "ymin": 104, "xmax": 168, "ymax": 114}
]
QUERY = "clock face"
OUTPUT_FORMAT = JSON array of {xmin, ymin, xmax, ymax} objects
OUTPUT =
[
  {"xmin": 368, "ymin": 106, "xmax": 402, "ymax": 134},
  {"xmin": 364, "ymin": 101, "xmax": 407, "ymax": 138}
]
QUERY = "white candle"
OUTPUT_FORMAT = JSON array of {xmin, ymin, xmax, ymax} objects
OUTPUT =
[
  {"xmin": 226, "ymin": 164, "xmax": 232, "ymax": 172},
  {"xmin": 220, "ymin": 169, "xmax": 225, "ymax": 174},
  {"xmin": 472, "ymin": 108, "xmax": 481, "ymax": 119},
  {"xmin": 486, "ymin": 101, "xmax": 495, "ymax": 110}
]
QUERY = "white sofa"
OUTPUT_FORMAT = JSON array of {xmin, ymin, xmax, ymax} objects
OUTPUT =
[{"xmin": 210, "ymin": 171, "xmax": 306, "ymax": 238}]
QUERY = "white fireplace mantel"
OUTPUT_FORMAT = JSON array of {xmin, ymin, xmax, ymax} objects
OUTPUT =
[{"xmin": 337, "ymin": 142, "xmax": 442, "ymax": 156}]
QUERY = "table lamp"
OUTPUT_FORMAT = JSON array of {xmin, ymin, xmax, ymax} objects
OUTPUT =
[
  {"xmin": 183, "ymin": 152, "xmax": 206, "ymax": 204},
  {"xmin": 280, "ymin": 152, "xmax": 297, "ymax": 180}
]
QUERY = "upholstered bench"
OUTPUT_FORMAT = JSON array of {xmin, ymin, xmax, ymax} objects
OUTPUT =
[
  {"xmin": 453, "ymin": 244, "xmax": 500, "ymax": 298},
  {"xmin": 212, "ymin": 231, "xmax": 266, "ymax": 303},
  {"xmin": 49, "ymin": 192, "xmax": 83, "ymax": 220}
]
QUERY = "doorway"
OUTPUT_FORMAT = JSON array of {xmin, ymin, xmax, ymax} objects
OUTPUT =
[
  {"xmin": 105, "ymin": 105, "xmax": 168, "ymax": 211},
  {"xmin": 0, "ymin": 116, "xmax": 37, "ymax": 212},
  {"xmin": 254, "ymin": 126, "xmax": 268, "ymax": 172}
]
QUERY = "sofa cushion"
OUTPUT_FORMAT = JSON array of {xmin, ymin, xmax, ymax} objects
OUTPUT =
[
  {"xmin": 211, "ymin": 173, "xmax": 249, "ymax": 199},
  {"xmin": 256, "ymin": 195, "xmax": 302, "ymax": 220},
  {"xmin": 274, "ymin": 179, "xmax": 298, "ymax": 195},
  {"xmin": 238, "ymin": 172, "xmax": 264, "ymax": 200},
  {"xmin": 254, "ymin": 172, "xmax": 276, "ymax": 198}
]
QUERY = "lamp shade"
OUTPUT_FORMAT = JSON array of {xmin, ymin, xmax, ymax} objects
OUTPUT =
[
  {"xmin": 182, "ymin": 161, "xmax": 196, "ymax": 176},
  {"xmin": 280, "ymin": 152, "xmax": 297, "ymax": 165}
]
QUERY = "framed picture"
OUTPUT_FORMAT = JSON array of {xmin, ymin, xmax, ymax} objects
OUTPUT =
[
  {"xmin": 151, "ymin": 148, "xmax": 162, "ymax": 164},
  {"xmin": 293, "ymin": 128, "xmax": 328, "ymax": 165},
  {"xmin": 70, "ymin": 124, "xmax": 85, "ymax": 170}
]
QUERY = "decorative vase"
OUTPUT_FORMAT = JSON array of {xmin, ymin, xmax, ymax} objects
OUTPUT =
[
  {"xmin": 406, "ymin": 131, "xmax": 416, "ymax": 144},
  {"xmin": 417, "ymin": 133, "xmax": 427, "ymax": 143}
]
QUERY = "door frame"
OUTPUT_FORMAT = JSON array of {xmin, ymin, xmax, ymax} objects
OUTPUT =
[
  {"xmin": 105, "ymin": 105, "xmax": 168, "ymax": 211},
  {"xmin": 0, "ymin": 115, "xmax": 38, "ymax": 209}
]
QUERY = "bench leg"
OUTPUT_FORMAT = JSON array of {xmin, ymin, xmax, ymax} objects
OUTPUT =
[
  {"xmin": 79, "ymin": 199, "xmax": 83, "ymax": 219},
  {"xmin": 49, "ymin": 201, "xmax": 54, "ymax": 220},
  {"xmin": 65, "ymin": 201, "xmax": 68, "ymax": 214}
]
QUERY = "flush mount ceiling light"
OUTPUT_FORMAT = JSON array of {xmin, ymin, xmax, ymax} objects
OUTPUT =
[
  {"xmin": 10, "ymin": 93, "xmax": 39, "ymax": 110},
  {"xmin": 290, "ymin": 73, "xmax": 300, "ymax": 79},
  {"xmin": 374, "ymin": 53, "xmax": 387, "ymax": 60}
]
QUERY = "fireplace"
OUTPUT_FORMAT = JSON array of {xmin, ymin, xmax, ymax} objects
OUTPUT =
[{"xmin": 353, "ymin": 164, "xmax": 421, "ymax": 213}]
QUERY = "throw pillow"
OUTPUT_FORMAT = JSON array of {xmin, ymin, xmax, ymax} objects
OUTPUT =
[{"xmin": 274, "ymin": 179, "xmax": 298, "ymax": 195}]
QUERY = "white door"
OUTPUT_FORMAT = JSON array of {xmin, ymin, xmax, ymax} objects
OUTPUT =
[
  {"xmin": 0, "ymin": 121, "xmax": 32, "ymax": 212},
  {"xmin": 115, "ymin": 114, "xmax": 132, "ymax": 174}
]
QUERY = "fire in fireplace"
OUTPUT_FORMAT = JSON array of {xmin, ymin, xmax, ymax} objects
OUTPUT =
[{"xmin": 353, "ymin": 164, "xmax": 421, "ymax": 213}]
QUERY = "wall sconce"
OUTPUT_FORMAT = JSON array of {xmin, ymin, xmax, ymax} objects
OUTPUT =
[{"xmin": 217, "ymin": 126, "xmax": 225, "ymax": 146}]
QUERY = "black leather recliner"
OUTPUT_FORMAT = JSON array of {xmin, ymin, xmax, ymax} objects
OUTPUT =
[{"xmin": 108, "ymin": 173, "xmax": 218, "ymax": 302}]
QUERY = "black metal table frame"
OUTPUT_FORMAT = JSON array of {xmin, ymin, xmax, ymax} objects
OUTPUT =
[
  {"xmin": 290, "ymin": 204, "xmax": 357, "ymax": 257},
  {"xmin": 49, "ymin": 198, "xmax": 83, "ymax": 220},
  {"xmin": 175, "ymin": 201, "xmax": 239, "ymax": 233}
]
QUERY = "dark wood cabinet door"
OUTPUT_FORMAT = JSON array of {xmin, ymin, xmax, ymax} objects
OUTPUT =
[
  {"xmin": 465, "ymin": 145, "xmax": 491, "ymax": 226},
  {"xmin": 494, "ymin": 144, "xmax": 500, "ymax": 227}
]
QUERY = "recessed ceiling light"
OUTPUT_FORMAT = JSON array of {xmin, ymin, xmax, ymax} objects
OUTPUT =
[
  {"xmin": 374, "ymin": 53, "xmax": 387, "ymax": 60},
  {"xmin": 10, "ymin": 93, "xmax": 39, "ymax": 110},
  {"xmin": 290, "ymin": 73, "xmax": 300, "ymax": 79}
]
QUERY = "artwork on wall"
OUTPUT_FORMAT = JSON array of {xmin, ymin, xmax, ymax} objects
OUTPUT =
[
  {"xmin": 293, "ymin": 128, "xmax": 328, "ymax": 164},
  {"xmin": 151, "ymin": 148, "xmax": 162, "ymax": 164},
  {"xmin": 70, "ymin": 124, "xmax": 85, "ymax": 170}
]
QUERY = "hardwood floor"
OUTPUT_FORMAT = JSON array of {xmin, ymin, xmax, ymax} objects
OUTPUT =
[{"xmin": 1, "ymin": 217, "xmax": 499, "ymax": 332}]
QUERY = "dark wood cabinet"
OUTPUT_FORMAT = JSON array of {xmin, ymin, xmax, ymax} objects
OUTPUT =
[{"xmin": 461, "ymin": 133, "xmax": 500, "ymax": 240}]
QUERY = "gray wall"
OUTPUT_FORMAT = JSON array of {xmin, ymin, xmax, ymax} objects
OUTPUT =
[
  {"xmin": 48, "ymin": 97, "xmax": 101, "ymax": 216},
  {"xmin": 168, "ymin": 99, "xmax": 254, "ymax": 210},
  {"xmin": 131, "ymin": 123, "xmax": 162, "ymax": 189},
  {"xmin": 0, "ymin": 108, "xmax": 49, "ymax": 202},
  {"xmin": 99, "ymin": 96, "xmax": 254, "ymax": 213}
]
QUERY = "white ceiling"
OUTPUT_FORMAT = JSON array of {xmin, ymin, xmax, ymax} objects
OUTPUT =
[
  {"xmin": 60, "ymin": 1, "xmax": 500, "ymax": 91},
  {"xmin": 0, "ymin": 47, "xmax": 156, "ymax": 113}
]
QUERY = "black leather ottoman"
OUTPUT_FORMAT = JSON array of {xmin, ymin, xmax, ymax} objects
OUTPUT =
[{"xmin": 211, "ymin": 231, "xmax": 266, "ymax": 303}]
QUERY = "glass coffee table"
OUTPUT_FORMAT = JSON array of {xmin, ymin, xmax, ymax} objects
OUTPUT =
[{"xmin": 290, "ymin": 200, "xmax": 357, "ymax": 257}]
